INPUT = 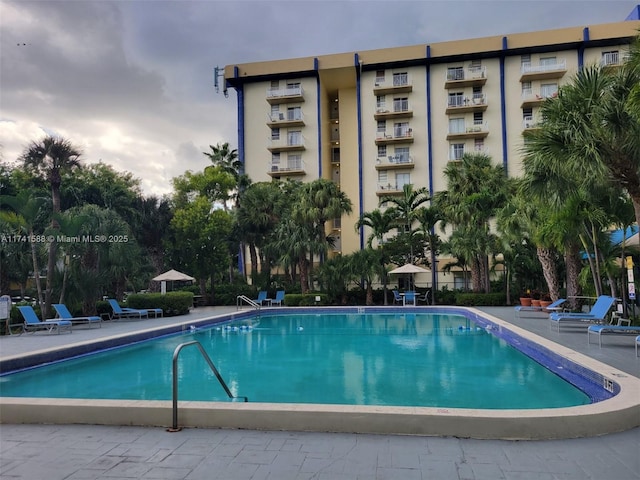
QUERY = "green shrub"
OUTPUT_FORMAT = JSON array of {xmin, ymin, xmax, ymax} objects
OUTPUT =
[
  {"xmin": 284, "ymin": 293, "xmax": 328, "ymax": 306},
  {"xmin": 126, "ymin": 292, "xmax": 193, "ymax": 316},
  {"xmin": 455, "ymin": 292, "xmax": 506, "ymax": 306}
]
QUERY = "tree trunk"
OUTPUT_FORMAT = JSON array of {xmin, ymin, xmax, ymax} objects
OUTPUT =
[
  {"xmin": 537, "ymin": 246, "xmax": 561, "ymax": 301},
  {"xmin": 299, "ymin": 253, "xmax": 309, "ymax": 294},
  {"xmin": 29, "ymin": 232, "xmax": 44, "ymax": 314},
  {"xmin": 565, "ymin": 243, "xmax": 582, "ymax": 309}
]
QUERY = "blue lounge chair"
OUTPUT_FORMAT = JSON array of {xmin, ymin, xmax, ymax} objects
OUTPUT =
[
  {"xmin": 108, "ymin": 299, "xmax": 149, "ymax": 320},
  {"xmin": 254, "ymin": 291, "xmax": 270, "ymax": 306},
  {"xmin": 53, "ymin": 304, "xmax": 102, "ymax": 328},
  {"xmin": 549, "ymin": 296, "xmax": 616, "ymax": 332},
  {"xmin": 17, "ymin": 306, "xmax": 72, "ymax": 334},
  {"xmin": 403, "ymin": 291, "xmax": 416, "ymax": 306},
  {"xmin": 636, "ymin": 335, "xmax": 640, "ymax": 357},
  {"xmin": 515, "ymin": 298, "xmax": 566, "ymax": 319},
  {"xmin": 587, "ymin": 324, "xmax": 640, "ymax": 348},
  {"xmin": 271, "ymin": 290, "xmax": 285, "ymax": 306},
  {"xmin": 392, "ymin": 290, "xmax": 402, "ymax": 305}
]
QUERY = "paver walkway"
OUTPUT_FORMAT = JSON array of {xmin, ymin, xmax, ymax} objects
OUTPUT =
[{"xmin": 1, "ymin": 306, "xmax": 639, "ymax": 479}]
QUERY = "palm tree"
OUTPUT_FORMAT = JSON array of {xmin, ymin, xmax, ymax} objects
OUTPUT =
[
  {"xmin": 20, "ymin": 136, "xmax": 82, "ymax": 318},
  {"xmin": 435, "ymin": 152, "xmax": 509, "ymax": 293}
]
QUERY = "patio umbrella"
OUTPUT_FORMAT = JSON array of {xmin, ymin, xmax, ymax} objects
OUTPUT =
[
  {"xmin": 152, "ymin": 269, "xmax": 195, "ymax": 294},
  {"xmin": 388, "ymin": 263, "xmax": 430, "ymax": 291}
]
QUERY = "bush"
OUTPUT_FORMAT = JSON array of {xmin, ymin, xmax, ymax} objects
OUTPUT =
[
  {"xmin": 126, "ymin": 292, "xmax": 193, "ymax": 316},
  {"xmin": 284, "ymin": 293, "xmax": 328, "ymax": 306},
  {"xmin": 455, "ymin": 292, "xmax": 506, "ymax": 306}
]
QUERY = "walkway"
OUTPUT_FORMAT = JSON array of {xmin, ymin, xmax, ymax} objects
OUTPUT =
[{"xmin": 0, "ymin": 306, "xmax": 639, "ymax": 479}]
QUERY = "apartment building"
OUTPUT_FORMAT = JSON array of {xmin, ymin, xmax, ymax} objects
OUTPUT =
[{"xmin": 224, "ymin": 10, "xmax": 640, "ymax": 290}]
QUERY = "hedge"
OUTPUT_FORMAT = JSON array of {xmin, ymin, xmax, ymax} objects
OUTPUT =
[
  {"xmin": 125, "ymin": 292, "xmax": 193, "ymax": 316},
  {"xmin": 455, "ymin": 292, "xmax": 506, "ymax": 306}
]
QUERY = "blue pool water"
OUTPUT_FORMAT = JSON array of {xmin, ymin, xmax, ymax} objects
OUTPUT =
[{"xmin": 0, "ymin": 312, "xmax": 592, "ymax": 409}]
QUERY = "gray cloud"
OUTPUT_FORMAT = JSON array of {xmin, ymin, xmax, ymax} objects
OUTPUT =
[{"xmin": 1, "ymin": 0, "xmax": 637, "ymax": 195}]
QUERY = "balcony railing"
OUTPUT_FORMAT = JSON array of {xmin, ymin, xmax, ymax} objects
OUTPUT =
[
  {"xmin": 521, "ymin": 88, "xmax": 557, "ymax": 107},
  {"xmin": 375, "ymin": 128, "xmax": 414, "ymax": 143},
  {"xmin": 267, "ymin": 111, "xmax": 305, "ymax": 125},
  {"xmin": 376, "ymin": 155, "xmax": 414, "ymax": 169},
  {"xmin": 523, "ymin": 116, "xmax": 540, "ymax": 129},
  {"xmin": 447, "ymin": 122, "xmax": 488, "ymax": 137},
  {"xmin": 373, "ymin": 75, "xmax": 412, "ymax": 94},
  {"xmin": 268, "ymin": 135, "xmax": 306, "ymax": 151},
  {"xmin": 269, "ymin": 158, "xmax": 305, "ymax": 173},
  {"xmin": 376, "ymin": 183, "xmax": 412, "ymax": 196},
  {"xmin": 521, "ymin": 59, "xmax": 566, "ymax": 75},
  {"xmin": 445, "ymin": 66, "xmax": 487, "ymax": 87},
  {"xmin": 266, "ymin": 85, "xmax": 304, "ymax": 104}
]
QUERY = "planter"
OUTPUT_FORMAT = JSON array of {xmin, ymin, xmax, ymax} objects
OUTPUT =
[
  {"xmin": 540, "ymin": 300, "xmax": 553, "ymax": 309},
  {"xmin": 531, "ymin": 299, "xmax": 541, "ymax": 307},
  {"xmin": 519, "ymin": 297, "xmax": 532, "ymax": 307}
]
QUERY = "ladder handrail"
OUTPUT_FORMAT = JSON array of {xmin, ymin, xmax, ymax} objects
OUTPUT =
[
  {"xmin": 236, "ymin": 294, "xmax": 261, "ymax": 310},
  {"xmin": 170, "ymin": 340, "xmax": 248, "ymax": 431}
]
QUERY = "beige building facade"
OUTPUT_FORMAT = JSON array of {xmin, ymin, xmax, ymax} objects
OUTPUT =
[{"xmin": 224, "ymin": 12, "xmax": 640, "ymax": 290}]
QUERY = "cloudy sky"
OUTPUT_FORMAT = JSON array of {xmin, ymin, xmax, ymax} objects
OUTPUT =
[{"xmin": 1, "ymin": 0, "xmax": 638, "ymax": 196}]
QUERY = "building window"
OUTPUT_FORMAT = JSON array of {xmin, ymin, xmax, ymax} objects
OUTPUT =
[
  {"xmin": 392, "ymin": 72, "xmax": 408, "ymax": 86},
  {"xmin": 378, "ymin": 170, "xmax": 388, "ymax": 185},
  {"xmin": 394, "ymin": 147, "xmax": 410, "ymax": 163},
  {"xmin": 271, "ymin": 128, "xmax": 280, "ymax": 140},
  {"xmin": 521, "ymin": 81, "xmax": 532, "ymax": 96},
  {"xmin": 376, "ymin": 95, "xmax": 386, "ymax": 110},
  {"xmin": 450, "ymin": 143, "xmax": 464, "ymax": 160},
  {"xmin": 377, "ymin": 145, "xmax": 387, "ymax": 157},
  {"xmin": 396, "ymin": 173, "xmax": 411, "ymax": 189},
  {"xmin": 473, "ymin": 112, "xmax": 483, "ymax": 126},
  {"xmin": 539, "ymin": 56, "xmax": 556, "ymax": 66},
  {"xmin": 474, "ymin": 139, "xmax": 484, "ymax": 151},
  {"xmin": 521, "ymin": 54, "xmax": 531, "ymax": 65},
  {"xmin": 602, "ymin": 50, "xmax": 620, "ymax": 65},
  {"xmin": 447, "ymin": 66, "xmax": 464, "ymax": 81},
  {"xmin": 287, "ymin": 106, "xmax": 301, "ymax": 121},
  {"xmin": 287, "ymin": 130, "xmax": 302, "ymax": 146},
  {"xmin": 375, "ymin": 70, "xmax": 385, "ymax": 85},
  {"xmin": 394, "ymin": 122, "xmax": 410, "ymax": 137},
  {"xmin": 449, "ymin": 118, "xmax": 465, "ymax": 134},
  {"xmin": 272, "ymin": 152, "xmax": 280, "ymax": 165},
  {"xmin": 522, "ymin": 107, "xmax": 533, "ymax": 119},
  {"xmin": 540, "ymin": 83, "xmax": 558, "ymax": 98},
  {"xmin": 393, "ymin": 97, "xmax": 409, "ymax": 112},
  {"xmin": 287, "ymin": 154, "xmax": 302, "ymax": 170},
  {"xmin": 448, "ymin": 92, "xmax": 464, "ymax": 107}
]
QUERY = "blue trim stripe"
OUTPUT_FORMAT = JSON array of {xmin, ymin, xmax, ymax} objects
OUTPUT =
[
  {"xmin": 355, "ymin": 53, "xmax": 364, "ymax": 250},
  {"xmin": 500, "ymin": 37, "xmax": 508, "ymax": 173},
  {"xmin": 315, "ymin": 58, "xmax": 322, "ymax": 178}
]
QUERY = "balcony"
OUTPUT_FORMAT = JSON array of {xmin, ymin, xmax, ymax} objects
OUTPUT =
[
  {"xmin": 376, "ymin": 183, "xmax": 411, "ymax": 197},
  {"xmin": 266, "ymin": 85, "xmax": 305, "ymax": 104},
  {"xmin": 267, "ymin": 159, "xmax": 306, "ymax": 177},
  {"xmin": 522, "ymin": 116, "xmax": 541, "ymax": 132},
  {"xmin": 375, "ymin": 155, "xmax": 415, "ymax": 170},
  {"xmin": 600, "ymin": 52, "xmax": 626, "ymax": 68},
  {"xmin": 267, "ymin": 136, "xmax": 306, "ymax": 153},
  {"xmin": 446, "ymin": 122, "xmax": 489, "ymax": 140},
  {"xmin": 520, "ymin": 59, "xmax": 566, "ymax": 82},
  {"xmin": 521, "ymin": 89, "xmax": 557, "ymax": 108},
  {"xmin": 373, "ymin": 74, "xmax": 412, "ymax": 95},
  {"xmin": 374, "ymin": 105, "xmax": 413, "ymax": 121},
  {"xmin": 266, "ymin": 111, "xmax": 305, "ymax": 127},
  {"xmin": 445, "ymin": 93, "xmax": 488, "ymax": 114},
  {"xmin": 444, "ymin": 66, "xmax": 487, "ymax": 88},
  {"xmin": 375, "ymin": 129, "xmax": 414, "ymax": 145}
]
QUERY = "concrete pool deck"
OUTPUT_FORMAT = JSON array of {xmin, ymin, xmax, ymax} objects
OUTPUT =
[{"xmin": 1, "ymin": 306, "xmax": 639, "ymax": 478}]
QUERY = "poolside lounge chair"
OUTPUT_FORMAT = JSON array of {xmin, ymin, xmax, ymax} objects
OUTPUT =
[
  {"xmin": 392, "ymin": 290, "xmax": 402, "ymax": 305},
  {"xmin": 549, "ymin": 295, "xmax": 616, "ymax": 332},
  {"xmin": 52, "ymin": 304, "xmax": 102, "ymax": 328},
  {"xmin": 17, "ymin": 306, "xmax": 72, "ymax": 334},
  {"xmin": 636, "ymin": 335, "xmax": 640, "ymax": 357},
  {"xmin": 403, "ymin": 291, "xmax": 417, "ymax": 306},
  {"xmin": 515, "ymin": 298, "xmax": 566, "ymax": 319},
  {"xmin": 587, "ymin": 324, "xmax": 640, "ymax": 348},
  {"xmin": 271, "ymin": 290, "xmax": 285, "ymax": 306},
  {"xmin": 108, "ymin": 299, "xmax": 149, "ymax": 320},
  {"xmin": 254, "ymin": 291, "xmax": 270, "ymax": 306}
]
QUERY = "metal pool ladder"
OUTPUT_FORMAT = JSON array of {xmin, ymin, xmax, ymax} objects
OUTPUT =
[
  {"xmin": 236, "ymin": 295, "xmax": 261, "ymax": 310},
  {"xmin": 169, "ymin": 341, "xmax": 248, "ymax": 432}
]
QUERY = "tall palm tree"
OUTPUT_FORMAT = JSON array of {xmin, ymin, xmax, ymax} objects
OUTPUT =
[
  {"xmin": 21, "ymin": 136, "xmax": 81, "ymax": 318},
  {"xmin": 435, "ymin": 152, "xmax": 509, "ymax": 293}
]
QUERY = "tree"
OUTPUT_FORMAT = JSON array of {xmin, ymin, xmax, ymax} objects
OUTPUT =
[
  {"xmin": 435, "ymin": 153, "xmax": 510, "ymax": 293},
  {"xmin": 20, "ymin": 136, "xmax": 82, "ymax": 318}
]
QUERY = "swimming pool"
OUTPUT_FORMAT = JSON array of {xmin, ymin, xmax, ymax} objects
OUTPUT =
[
  {"xmin": 1, "ymin": 307, "xmax": 639, "ymax": 439},
  {"xmin": 0, "ymin": 312, "xmax": 591, "ymax": 409}
]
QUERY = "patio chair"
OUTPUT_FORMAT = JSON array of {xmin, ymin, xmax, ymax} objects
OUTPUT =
[
  {"xmin": 254, "ymin": 291, "xmax": 271, "ymax": 306},
  {"xmin": 392, "ymin": 290, "xmax": 402, "ymax": 305},
  {"xmin": 17, "ymin": 306, "xmax": 72, "ymax": 334},
  {"xmin": 107, "ymin": 299, "xmax": 149, "ymax": 320},
  {"xmin": 403, "ymin": 291, "xmax": 417, "ymax": 306},
  {"xmin": 587, "ymin": 324, "xmax": 640, "ymax": 348},
  {"xmin": 271, "ymin": 290, "xmax": 285, "ymax": 306},
  {"xmin": 549, "ymin": 296, "xmax": 615, "ymax": 332},
  {"xmin": 515, "ymin": 298, "xmax": 566, "ymax": 319},
  {"xmin": 53, "ymin": 304, "xmax": 102, "ymax": 328},
  {"xmin": 417, "ymin": 290, "xmax": 431, "ymax": 304}
]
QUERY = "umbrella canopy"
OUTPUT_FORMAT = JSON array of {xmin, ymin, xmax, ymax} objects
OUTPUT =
[
  {"xmin": 388, "ymin": 263, "xmax": 430, "ymax": 275},
  {"xmin": 152, "ymin": 269, "xmax": 195, "ymax": 282}
]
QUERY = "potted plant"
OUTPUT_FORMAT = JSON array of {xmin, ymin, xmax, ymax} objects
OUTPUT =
[
  {"xmin": 530, "ymin": 290, "xmax": 542, "ymax": 307},
  {"xmin": 540, "ymin": 293, "xmax": 553, "ymax": 308},
  {"xmin": 519, "ymin": 291, "xmax": 532, "ymax": 307}
]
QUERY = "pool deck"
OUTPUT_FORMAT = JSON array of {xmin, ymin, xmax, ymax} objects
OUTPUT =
[{"xmin": 1, "ymin": 306, "xmax": 639, "ymax": 479}]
